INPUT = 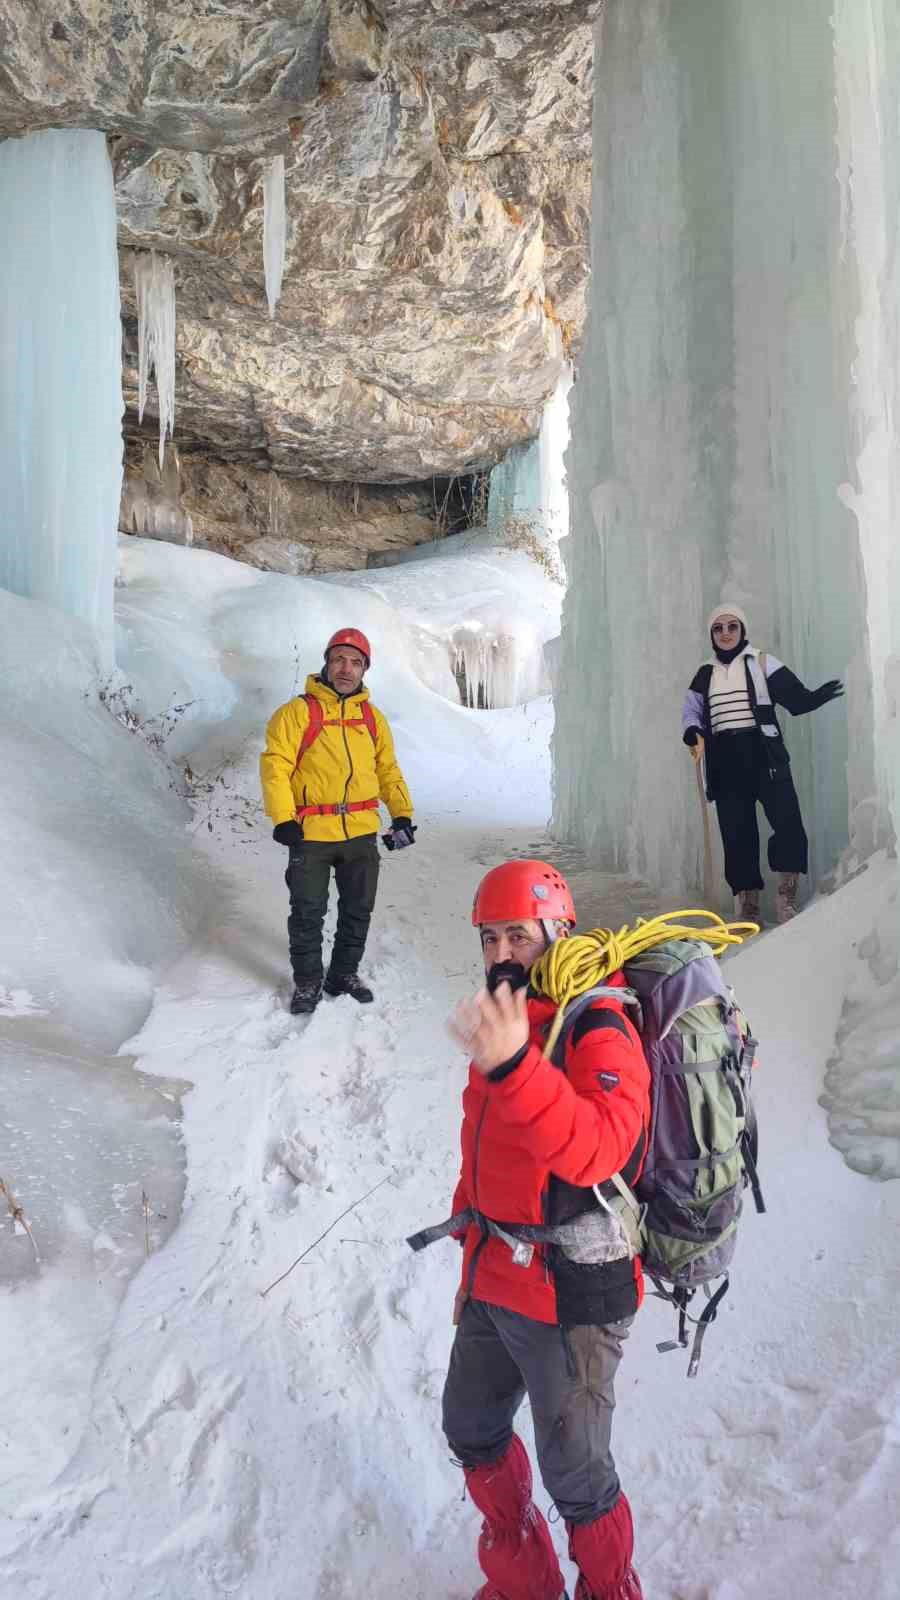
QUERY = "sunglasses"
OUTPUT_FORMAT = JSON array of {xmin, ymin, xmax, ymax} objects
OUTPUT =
[{"xmin": 712, "ymin": 621, "xmax": 741, "ymax": 635}]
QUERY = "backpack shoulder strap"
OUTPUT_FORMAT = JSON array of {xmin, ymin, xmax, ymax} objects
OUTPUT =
[
  {"xmin": 294, "ymin": 694, "xmax": 323, "ymax": 770},
  {"xmin": 548, "ymin": 986, "xmax": 640, "ymax": 1069},
  {"xmin": 548, "ymin": 987, "xmax": 647, "ymax": 1228},
  {"xmin": 361, "ymin": 700, "xmax": 378, "ymax": 745}
]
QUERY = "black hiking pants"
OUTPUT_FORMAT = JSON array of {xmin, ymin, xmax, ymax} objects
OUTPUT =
[
  {"xmin": 442, "ymin": 1298, "xmax": 631, "ymax": 1524},
  {"xmin": 712, "ymin": 731, "xmax": 808, "ymax": 894},
  {"xmin": 285, "ymin": 835, "xmax": 380, "ymax": 981}
]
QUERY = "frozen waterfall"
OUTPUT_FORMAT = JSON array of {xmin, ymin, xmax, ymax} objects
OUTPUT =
[
  {"xmin": 832, "ymin": 0, "xmax": 900, "ymax": 853},
  {"xmin": 489, "ymin": 365, "xmax": 572, "ymax": 544},
  {"xmin": 0, "ymin": 129, "xmax": 123, "ymax": 664},
  {"xmin": 446, "ymin": 364, "xmax": 571, "ymax": 707},
  {"xmin": 263, "ymin": 154, "xmax": 286, "ymax": 319},
  {"xmin": 134, "ymin": 251, "xmax": 176, "ymax": 469},
  {"xmin": 554, "ymin": 0, "xmax": 900, "ymax": 896},
  {"xmin": 452, "ymin": 627, "xmax": 535, "ymax": 710}
]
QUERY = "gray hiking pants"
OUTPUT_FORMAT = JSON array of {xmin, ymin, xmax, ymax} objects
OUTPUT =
[{"xmin": 442, "ymin": 1298, "xmax": 632, "ymax": 1525}]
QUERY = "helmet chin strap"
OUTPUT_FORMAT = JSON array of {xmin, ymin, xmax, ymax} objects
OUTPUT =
[{"xmin": 542, "ymin": 919, "xmax": 563, "ymax": 946}]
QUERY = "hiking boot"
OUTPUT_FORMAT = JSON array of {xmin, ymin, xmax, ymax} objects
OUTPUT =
[
  {"xmin": 776, "ymin": 872, "xmax": 799, "ymax": 924},
  {"xmin": 289, "ymin": 977, "xmax": 322, "ymax": 1015},
  {"xmin": 324, "ymin": 972, "xmax": 374, "ymax": 1004},
  {"xmin": 735, "ymin": 888, "xmax": 761, "ymax": 923}
]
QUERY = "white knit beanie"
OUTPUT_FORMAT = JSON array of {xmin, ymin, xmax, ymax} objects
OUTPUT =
[{"xmin": 707, "ymin": 601, "xmax": 748, "ymax": 633}]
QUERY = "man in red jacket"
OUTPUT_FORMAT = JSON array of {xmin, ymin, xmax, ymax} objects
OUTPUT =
[{"xmin": 441, "ymin": 860, "xmax": 649, "ymax": 1600}]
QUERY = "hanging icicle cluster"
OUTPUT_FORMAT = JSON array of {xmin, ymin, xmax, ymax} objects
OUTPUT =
[
  {"xmin": 263, "ymin": 154, "xmax": 286, "ymax": 318},
  {"xmin": 133, "ymin": 251, "xmax": 176, "ymax": 467},
  {"xmin": 452, "ymin": 628, "xmax": 522, "ymax": 710}
]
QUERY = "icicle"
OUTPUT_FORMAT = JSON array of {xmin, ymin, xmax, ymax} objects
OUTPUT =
[
  {"xmin": 133, "ymin": 251, "xmax": 176, "ymax": 468},
  {"xmin": 269, "ymin": 469, "xmax": 280, "ymax": 537},
  {"xmin": 121, "ymin": 443, "xmax": 192, "ymax": 546},
  {"xmin": 452, "ymin": 627, "xmax": 521, "ymax": 710},
  {"xmin": 263, "ymin": 155, "xmax": 286, "ymax": 319}
]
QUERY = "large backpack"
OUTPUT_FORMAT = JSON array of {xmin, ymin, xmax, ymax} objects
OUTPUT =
[{"xmin": 554, "ymin": 937, "xmax": 764, "ymax": 1375}]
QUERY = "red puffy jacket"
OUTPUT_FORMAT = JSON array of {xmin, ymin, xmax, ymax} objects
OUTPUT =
[{"xmin": 452, "ymin": 976, "xmax": 651, "ymax": 1326}]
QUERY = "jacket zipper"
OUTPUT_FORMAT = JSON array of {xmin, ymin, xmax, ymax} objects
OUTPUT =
[{"xmin": 339, "ymin": 698, "xmax": 354, "ymax": 840}]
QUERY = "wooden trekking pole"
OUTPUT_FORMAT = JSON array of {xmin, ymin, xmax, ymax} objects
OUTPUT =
[{"xmin": 694, "ymin": 756, "xmax": 716, "ymax": 908}]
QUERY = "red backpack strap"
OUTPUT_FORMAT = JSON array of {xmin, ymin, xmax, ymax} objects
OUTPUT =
[
  {"xmin": 361, "ymin": 700, "xmax": 378, "ymax": 746},
  {"xmin": 293, "ymin": 695, "xmax": 323, "ymax": 772}
]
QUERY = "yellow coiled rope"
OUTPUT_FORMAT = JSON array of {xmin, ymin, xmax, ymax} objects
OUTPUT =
[{"xmin": 531, "ymin": 910, "xmax": 759, "ymax": 1059}]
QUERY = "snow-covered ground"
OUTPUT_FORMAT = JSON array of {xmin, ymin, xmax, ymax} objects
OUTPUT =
[{"xmin": 2, "ymin": 540, "xmax": 899, "ymax": 1599}]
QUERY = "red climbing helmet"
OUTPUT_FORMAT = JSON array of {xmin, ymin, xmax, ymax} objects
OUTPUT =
[
  {"xmin": 472, "ymin": 860, "xmax": 576, "ymax": 927},
  {"xmin": 325, "ymin": 627, "xmax": 371, "ymax": 666}
]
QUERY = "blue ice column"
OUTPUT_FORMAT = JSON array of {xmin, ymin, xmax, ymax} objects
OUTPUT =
[
  {"xmin": 0, "ymin": 129, "xmax": 123, "ymax": 666},
  {"xmin": 489, "ymin": 367, "xmax": 572, "ymax": 543},
  {"xmin": 554, "ymin": 1, "xmax": 882, "ymax": 894}
]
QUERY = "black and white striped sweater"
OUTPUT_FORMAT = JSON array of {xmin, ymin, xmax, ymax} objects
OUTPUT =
[{"xmin": 681, "ymin": 647, "xmax": 836, "ymax": 798}]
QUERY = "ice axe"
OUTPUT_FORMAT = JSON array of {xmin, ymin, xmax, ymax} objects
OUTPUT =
[{"xmin": 694, "ymin": 757, "xmax": 716, "ymax": 908}]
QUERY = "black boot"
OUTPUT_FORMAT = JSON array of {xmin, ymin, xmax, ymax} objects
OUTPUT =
[
  {"xmin": 324, "ymin": 972, "xmax": 374, "ymax": 1004},
  {"xmin": 290, "ymin": 977, "xmax": 323, "ymax": 1015}
]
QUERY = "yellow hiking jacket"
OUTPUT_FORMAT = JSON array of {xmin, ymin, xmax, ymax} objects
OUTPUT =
[{"xmin": 260, "ymin": 675, "xmax": 413, "ymax": 843}]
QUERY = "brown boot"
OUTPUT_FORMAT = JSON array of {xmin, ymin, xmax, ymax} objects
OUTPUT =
[
  {"xmin": 776, "ymin": 872, "xmax": 799, "ymax": 924},
  {"xmin": 735, "ymin": 889, "xmax": 760, "ymax": 923}
]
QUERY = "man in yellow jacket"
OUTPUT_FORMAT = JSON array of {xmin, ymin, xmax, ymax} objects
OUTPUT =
[{"xmin": 260, "ymin": 627, "xmax": 415, "ymax": 1014}]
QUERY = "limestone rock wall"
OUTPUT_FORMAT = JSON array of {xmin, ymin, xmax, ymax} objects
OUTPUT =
[{"xmin": 3, "ymin": 2, "xmax": 597, "ymax": 553}]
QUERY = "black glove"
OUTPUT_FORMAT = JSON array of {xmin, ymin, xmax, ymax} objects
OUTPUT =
[
  {"xmin": 273, "ymin": 821, "xmax": 304, "ymax": 847},
  {"xmin": 812, "ymin": 679, "xmax": 844, "ymax": 709},
  {"xmin": 383, "ymin": 817, "xmax": 417, "ymax": 851}
]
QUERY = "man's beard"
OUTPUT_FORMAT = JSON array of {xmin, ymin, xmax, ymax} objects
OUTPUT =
[{"xmin": 486, "ymin": 960, "xmax": 529, "ymax": 995}]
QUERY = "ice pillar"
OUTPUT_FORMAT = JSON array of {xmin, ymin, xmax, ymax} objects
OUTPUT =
[
  {"xmin": 0, "ymin": 129, "xmax": 123, "ymax": 665},
  {"xmin": 554, "ymin": 0, "xmax": 891, "ymax": 893},
  {"xmin": 832, "ymin": 0, "xmax": 900, "ymax": 853},
  {"xmin": 489, "ymin": 366, "xmax": 572, "ymax": 543}
]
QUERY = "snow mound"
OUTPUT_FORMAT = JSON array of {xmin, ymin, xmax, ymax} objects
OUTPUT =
[
  {"xmin": 115, "ymin": 536, "xmax": 554, "ymax": 820},
  {"xmin": 323, "ymin": 529, "xmax": 562, "ymax": 708},
  {"xmin": 819, "ymin": 866, "xmax": 900, "ymax": 1178},
  {"xmin": 0, "ymin": 589, "xmax": 201, "ymax": 1049}
]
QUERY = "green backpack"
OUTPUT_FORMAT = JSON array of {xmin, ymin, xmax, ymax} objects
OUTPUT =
[{"xmin": 554, "ymin": 939, "xmax": 764, "ymax": 1375}]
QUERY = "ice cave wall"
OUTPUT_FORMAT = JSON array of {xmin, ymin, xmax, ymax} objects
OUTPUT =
[{"xmin": 554, "ymin": 0, "xmax": 900, "ymax": 894}]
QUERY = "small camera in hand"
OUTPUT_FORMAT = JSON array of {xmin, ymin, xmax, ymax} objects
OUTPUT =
[{"xmin": 383, "ymin": 818, "xmax": 416, "ymax": 851}]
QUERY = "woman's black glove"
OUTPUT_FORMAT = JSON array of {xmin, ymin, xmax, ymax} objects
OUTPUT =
[
  {"xmin": 273, "ymin": 821, "xmax": 304, "ymax": 847},
  {"xmin": 811, "ymin": 679, "xmax": 844, "ymax": 709}
]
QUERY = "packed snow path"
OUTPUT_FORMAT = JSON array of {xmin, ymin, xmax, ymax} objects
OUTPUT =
[
  {"xmin": 2, "ymin": 805, "xmax": 898, "ymax": 1599},
  {"xmin": 1, "ymin": 541, "xmax": 898, "ymax": 1598}
]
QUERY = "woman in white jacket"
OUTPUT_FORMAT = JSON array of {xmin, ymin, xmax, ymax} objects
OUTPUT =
[{"xmin": 682, "ymin": 603, "xmax": 843, "ymax": 923}]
